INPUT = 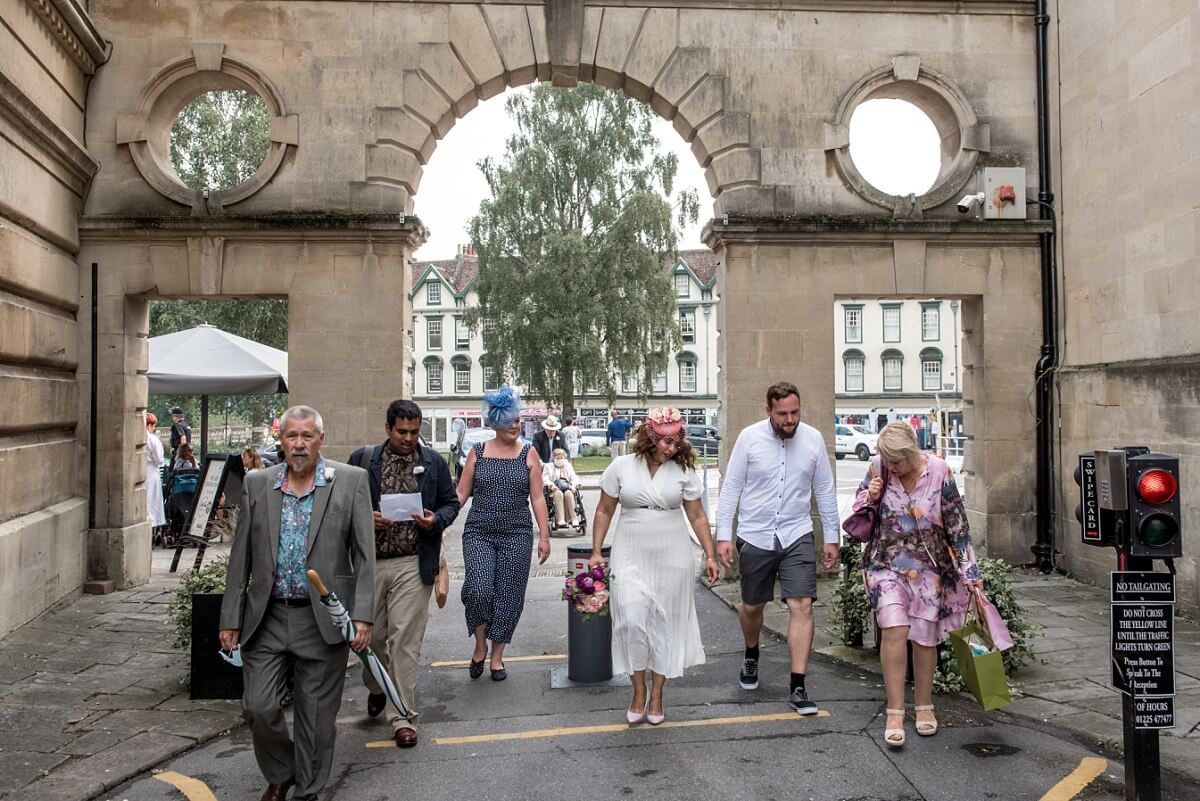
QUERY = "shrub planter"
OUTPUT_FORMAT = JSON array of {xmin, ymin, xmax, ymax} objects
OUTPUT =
[{"xmin": 189, "ymin": 592, "xmax": 243, "ymax": 700}]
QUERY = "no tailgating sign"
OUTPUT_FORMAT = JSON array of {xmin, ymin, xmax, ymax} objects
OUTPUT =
[{"xmin": 1111, "ymin": 572, "xmax": 1176, "ymax": 729}]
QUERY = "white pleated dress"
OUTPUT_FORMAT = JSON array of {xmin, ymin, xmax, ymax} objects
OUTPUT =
[{"xmin": 600, "ymin": 455, "xmax": 706, "ymax": 678}]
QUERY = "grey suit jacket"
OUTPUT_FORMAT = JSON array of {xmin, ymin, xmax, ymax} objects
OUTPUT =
[{"xmin": 219, "ymin": 459, "xmax": 375, "ymax": 646}]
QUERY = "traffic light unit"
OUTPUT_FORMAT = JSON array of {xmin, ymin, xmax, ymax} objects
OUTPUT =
[
  {"xmin": 1125, "ymin": 453, "xmax": 1181, "ymax": 559},
  {"xmin": 1073, "ymin": 447, "xmax": 1181, "ymax": 560}
]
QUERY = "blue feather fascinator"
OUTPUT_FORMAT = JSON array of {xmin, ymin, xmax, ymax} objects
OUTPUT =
[{"xmin": 482, "ymin": 384, "xmax": 521, "ymax": 429}]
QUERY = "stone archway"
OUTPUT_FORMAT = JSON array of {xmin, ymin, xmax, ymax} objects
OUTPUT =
[{"xmin": 3, "ymin": 0, "xmax": 1049, "ymax": 605}]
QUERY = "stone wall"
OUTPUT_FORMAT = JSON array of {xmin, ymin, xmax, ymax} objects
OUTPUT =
[
  {"xmin": 711, "ymin": 221, "xmax": 1044, "ymax": 563},
  {"xmin": 0, "ymin": 0, "xmax": 107, "ymax": 637},
  {"xmin": 1054, "ymin": 1, "xmax": 1200, "ymax": 612}
]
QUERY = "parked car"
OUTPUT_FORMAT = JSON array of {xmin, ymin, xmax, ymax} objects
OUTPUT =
[
  {"xmin": 835, "ymin": 425, "xmax": 878, "ymax": 461},
  {"xmin": 257, "ymin": 441, "xmax": 281, "ymax": 466},
  {"xmin": 577, "ymin": 429, "xmax": 608, "ymax": 455},
  {"xmin": 450, "ymin": 428, "xmax": 530, "ymax": 483},
  {"xmin": 687, "ymin": 425, "xmax": 720, "ymax": 456}
]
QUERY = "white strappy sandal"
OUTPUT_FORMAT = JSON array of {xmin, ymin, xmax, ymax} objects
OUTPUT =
[
  {"xmin": 884, "ymin": 708, "xmax": 906, "ymax": 747},
  {"xmin": 914, "ymin": 704, "xmax": 938, "ymax": 736}
]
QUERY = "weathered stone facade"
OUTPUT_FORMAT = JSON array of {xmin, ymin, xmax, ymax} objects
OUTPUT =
[
  {"xmin": 0, "ymin": 0, "xmax": 107, "ymax": 635},
  {"xmin": 3, "ymin": 0, "xmax": 1190, "ymax": 634},
  {"xmin": 1052, "ymin": 1, "xmax": 1200, "ymax": 612}
]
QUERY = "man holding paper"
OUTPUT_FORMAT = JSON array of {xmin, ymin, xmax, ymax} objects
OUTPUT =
[{"xmin": 350, "ymin": 400, "xmax": 460, "ymax": 747}]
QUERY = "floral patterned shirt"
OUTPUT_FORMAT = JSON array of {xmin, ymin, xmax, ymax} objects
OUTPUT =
[
  {"xmin": 272, "ymin": 457, "xmax": 328, "ymax": 599},
  {"xmin": 378, "ymin": 447, "xmax": 419, "ymax": 558}
]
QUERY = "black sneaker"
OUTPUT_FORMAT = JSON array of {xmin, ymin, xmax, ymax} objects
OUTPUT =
[
  {"xmin": 789, "ymin": 687, "xmax": 818, "ymax": 715},
  {"xmin": 739, "ymin": 657, "xmax": 759, "ymax": 690}
]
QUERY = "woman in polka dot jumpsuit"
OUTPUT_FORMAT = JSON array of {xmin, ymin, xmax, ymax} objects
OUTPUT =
[{"xmin": 456, "ymin": 387, "xmax": 552, "ymax": 680}]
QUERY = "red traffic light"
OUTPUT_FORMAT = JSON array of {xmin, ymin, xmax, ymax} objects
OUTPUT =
[{"xmin": 1136, "ymin": 469, "xmax": 1177, "ymax": 505}]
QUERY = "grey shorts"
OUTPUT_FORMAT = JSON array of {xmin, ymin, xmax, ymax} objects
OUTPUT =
[{"xmin": 737, "ymin": 535, "xmax": 817, "ymax": 605}]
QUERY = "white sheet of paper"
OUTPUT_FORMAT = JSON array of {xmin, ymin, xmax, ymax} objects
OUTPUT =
[{"xmin": 379, "ymin": 492, "xmax": 424, "ymax": 522}]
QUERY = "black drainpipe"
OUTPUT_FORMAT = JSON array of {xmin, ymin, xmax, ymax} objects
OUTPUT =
[
  {"xmin": 1032, "ymin": 0, "xmax": 1058, "ymax": 574},
  {"xmin": 88, "ymin": 262, "xmax": 99, "ymax": 531}
]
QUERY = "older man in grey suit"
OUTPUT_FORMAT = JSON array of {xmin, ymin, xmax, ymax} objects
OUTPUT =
[{"xmin": 219, "ymin": 406, "xmax": 375, "ymax": 801}]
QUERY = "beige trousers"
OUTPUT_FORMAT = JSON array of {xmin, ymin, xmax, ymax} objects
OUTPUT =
[
  {"xmin": 610, "ymin": 440, "xmax": 626, "ymax": 457},
  {"xmin": 550, "ymin": 487, "xmax": 577, "ymax": 524},
  {"xmin": 364, "ymin": 555, "xmax": 432, "ymax": 731}
]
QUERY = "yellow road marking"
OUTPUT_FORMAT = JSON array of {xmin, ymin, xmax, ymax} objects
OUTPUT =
[
  {"xmin": 429, "ymin": 710, "xmax": 830, "ymax": 745},
  {"xmin": 1038, "ymin": 757, "xmax": 1108, "ymax": 801},
  {"xmin": 154, "ymin": 771, "xmax": 219, "ymax": 801},
  {"xmin": 430, "ymin": 654, "xmax": 566, "ymax": 668}
]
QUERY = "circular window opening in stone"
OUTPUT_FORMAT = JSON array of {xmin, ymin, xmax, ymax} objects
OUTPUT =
[
  {"xmin": 848, "ymin": 98, "xmax": 941, "ymax": 197},
  {"xmin": 169, "ymin": 89, "xmax": 271, "ymax": 191}
]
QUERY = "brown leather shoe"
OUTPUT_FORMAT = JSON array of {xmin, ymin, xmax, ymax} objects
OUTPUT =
[
  {"xmin": 259, "ymin": 778, "xmax": 294, "ymax": 801},
  {"xmin": 394, "ymin": 726, "xmax": 418, "ymax": 748}
]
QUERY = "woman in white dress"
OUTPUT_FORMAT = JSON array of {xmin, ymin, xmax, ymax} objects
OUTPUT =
[
  {"xmin": 144, "ymin": 413, "xmax": 166, "ymax": 531},
  {"xmin": 589, "ymin": 407, "xmax": 720, "ymax": 725}
]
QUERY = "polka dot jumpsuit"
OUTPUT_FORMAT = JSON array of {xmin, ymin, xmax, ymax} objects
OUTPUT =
[{"xmin": 461, "ymin": 442, "xmax": 534, "ymax": 644}]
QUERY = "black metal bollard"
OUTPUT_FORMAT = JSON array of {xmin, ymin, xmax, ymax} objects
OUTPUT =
[{"xmin": 565, "ymin": 543, "xmax": 613, "ymax": 683}]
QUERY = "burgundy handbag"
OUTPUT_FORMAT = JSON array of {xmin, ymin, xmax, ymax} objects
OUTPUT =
[{"xmin": 841, "ymin": 460, "xmax": 891, "ymax": 544}]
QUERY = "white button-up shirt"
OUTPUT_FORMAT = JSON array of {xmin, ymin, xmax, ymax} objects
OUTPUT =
[{"xmin": 716, "ymin": 419, "xmax": 840, "ymax": 548}]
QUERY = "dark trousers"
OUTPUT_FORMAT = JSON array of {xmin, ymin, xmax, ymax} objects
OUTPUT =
[{"xmin": 241, "ymin": 603, "xmax": 349, "ymax": 798}]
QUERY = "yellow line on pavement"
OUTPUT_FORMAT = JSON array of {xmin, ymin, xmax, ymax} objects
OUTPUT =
[
  {"xmin": 430, "ymin": 654, "xmax": 566, "ymax": 667},
  {"xmin": 1038, "ymin": 757, "xmax": 1108, "ymax": 801},
  {"xmin": 431, "ymin": 710, "xmax": 830, "ymax": 745},
  {"xmin": 154, "ymin": 771, "xmax": 219, "ymax": 801}
]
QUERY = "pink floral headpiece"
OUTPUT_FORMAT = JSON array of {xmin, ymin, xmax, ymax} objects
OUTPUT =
[{"xmin": 645, "ymin": 406, "xmax": 684, "ymax": 442}]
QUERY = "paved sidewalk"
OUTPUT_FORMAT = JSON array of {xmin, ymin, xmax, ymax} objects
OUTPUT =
[
  {"xmin": 0, "ymin": 546, "xmax": 242, "ymax": 801},
  {"xmin": 708, "ymin": 567, "xmax": 1200, "ymax": 785}
]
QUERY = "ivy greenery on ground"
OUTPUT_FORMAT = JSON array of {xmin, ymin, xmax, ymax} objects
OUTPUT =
[{"xmin": 831, "ymin": 545, "xmax": 1041, "ymax": 693}]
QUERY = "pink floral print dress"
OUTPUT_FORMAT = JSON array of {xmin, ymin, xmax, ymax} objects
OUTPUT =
[{"xmin": 850, "ymin": 454, "xmax": 980, "ymax": 646}]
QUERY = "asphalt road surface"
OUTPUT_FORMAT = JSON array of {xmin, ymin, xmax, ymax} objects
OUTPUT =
[{"xmin": 106, "ymin": 490, "xmax": 1192, "ymax": 801}]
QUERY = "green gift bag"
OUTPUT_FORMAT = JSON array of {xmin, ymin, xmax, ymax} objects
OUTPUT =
[{"xmin": 949, "ymin": 619, "xmax": 1012, "ymax": 711}]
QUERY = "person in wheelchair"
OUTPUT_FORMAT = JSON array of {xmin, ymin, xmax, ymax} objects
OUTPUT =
[
  {"xmin": 165, "ymin": 442, "xmax": 200, "ymax": 541},
  {"xmin": 542, "ymin": 448, "xmax": 581, "ymax": 529}
]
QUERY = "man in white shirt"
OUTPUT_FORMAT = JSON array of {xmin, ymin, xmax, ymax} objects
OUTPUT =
[{"xmin": 715, "ymin": 381, "xmax": 839, "ymax": 715}]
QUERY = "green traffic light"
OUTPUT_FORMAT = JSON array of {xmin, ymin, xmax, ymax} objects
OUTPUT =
[{"xmin": 1139, "ymin": 514, "xmax": 1178, "ymax": 548}]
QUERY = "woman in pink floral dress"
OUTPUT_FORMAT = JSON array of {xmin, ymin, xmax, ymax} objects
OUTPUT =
[{"xmin": 851, "ymin": 422, "xmax": 982, "ymax": 748}]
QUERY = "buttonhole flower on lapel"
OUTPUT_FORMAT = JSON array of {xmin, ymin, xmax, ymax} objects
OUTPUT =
[
  {"xmin": 413, "ymin": 466, "xmax": 425, "ymax": 477},
  {"xmin": 324, "ymin": 467, "xmax": 336, "ymax": 483}
]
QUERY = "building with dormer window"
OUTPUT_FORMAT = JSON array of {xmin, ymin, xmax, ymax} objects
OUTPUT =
[{"xmin": 410, "ymin": 248, "xmax": 721, "ymax": 446}]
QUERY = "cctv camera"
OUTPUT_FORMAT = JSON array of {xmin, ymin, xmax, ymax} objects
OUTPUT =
[{"xmin": 957, "ymin": 192, "xmax": 985, "ymax": 213}]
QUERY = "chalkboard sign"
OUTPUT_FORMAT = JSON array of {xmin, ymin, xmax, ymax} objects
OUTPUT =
[{"xmin": 171, "ymin": 453, "xmax": 244, "ymax": 573}]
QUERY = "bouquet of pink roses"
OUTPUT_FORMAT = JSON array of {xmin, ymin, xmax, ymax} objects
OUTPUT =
[{"xmin": 563, "ymin": 562, "xmax": 613, "ymax": 622}]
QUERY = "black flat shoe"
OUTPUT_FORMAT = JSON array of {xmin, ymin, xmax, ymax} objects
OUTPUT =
[
  {"xmin": 366, "ymin": 692, "xmax": 386, "ymax": 718},
  {"xmin": 490, "ymin": 665, "xmax": 507, "ymax": 681},
  {"xmin": 468, "ymin": 658, "xmax": 485, "ymax": 679}
]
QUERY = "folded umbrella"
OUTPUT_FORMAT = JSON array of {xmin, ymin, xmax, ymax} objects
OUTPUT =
[{"xmin": 306, "ymin": 569, "xmax": 409, "ymax": 718}]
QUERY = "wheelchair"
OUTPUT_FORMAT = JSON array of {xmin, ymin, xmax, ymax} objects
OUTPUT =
[
  {"xmin": 543, "ymin": 481, "xmax": 587, "ymax": 536},
  {"xmin": 163, "ymin": 467, "xmax": 201, "ymax": 545}
]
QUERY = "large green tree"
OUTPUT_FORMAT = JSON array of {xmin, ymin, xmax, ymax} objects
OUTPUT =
[
  {"xmin": 467, "ymin": 84, "xmax": 698, "ymax": 413},
  {"xmin": 169, "ymin": 89, "xmax": 270, "ymax": 191}
]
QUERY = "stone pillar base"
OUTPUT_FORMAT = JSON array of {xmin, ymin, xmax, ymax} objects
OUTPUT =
[
  {"xmin": 0, "ymin": 499, "xmax": 88, "ymax": 638},
  {"xmin": 88, "ymin": 521, "xmax": 151, "ymax": 589}
]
